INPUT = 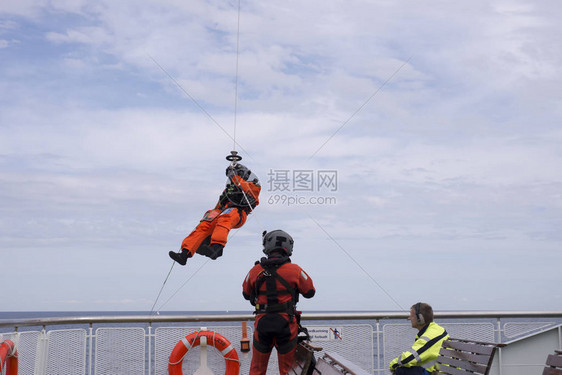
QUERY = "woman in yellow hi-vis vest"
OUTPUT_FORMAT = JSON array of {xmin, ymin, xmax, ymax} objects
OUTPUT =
[{"xmin": 390, "ymin": 303, "xmax": 449, "ymax": 375}]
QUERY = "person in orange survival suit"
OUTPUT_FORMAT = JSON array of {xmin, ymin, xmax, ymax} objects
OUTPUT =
[
  {"xmin": 169, "ymin": 163, "xmax": 261, "ymax": 265},
  {"xmin": 242, "ymin": 230, "xmax": 316, "ymax": 375}
]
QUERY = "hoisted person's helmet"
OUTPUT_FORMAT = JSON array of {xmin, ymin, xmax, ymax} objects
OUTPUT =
[
  {"xmin": 226, "ymin": 163, "xmax": 255, "ymax": 181},
  {"xmin": 234, "ymin": 163, "xmax": 252, "ymax": 180},
  {"xmin": 262, "ymin": 230, "xmax": 294, "ymax": 256},
  {"xmin": 233, "ymin": 164, "xmax": 252, "ymax": 181}
]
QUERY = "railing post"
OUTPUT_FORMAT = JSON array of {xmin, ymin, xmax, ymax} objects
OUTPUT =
[
  {"xmin": 88, "ymin": 324, "xmax": 94, "ymax": 375},
  {"xmin": 34, "ymin": 327, "xmax": 48, "ymax": 375},
  {"xmin": 496, "ymin": 318, "xmax": 503, "ymax": 375},
  {"xmin": 375, "ymin": 319, "xmax": 381, "ymax": 375},
  {"xmin": 148, "ymin": 323, "xmax": 152, "ymax": 375}
]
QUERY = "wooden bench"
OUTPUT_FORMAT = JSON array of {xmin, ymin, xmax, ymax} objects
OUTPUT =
[
  {"xmin": 289, "ymin": 341, "xmax": 322, "ymax": 375},
  {"xmin": 289, "ymin": 342, "xmax": 371, "ymax": 375},
  {"xmin": 315, "ymin": 352, "xmax": 372, "ymax": 375},
  {"xmin": 543, "ymin": 350, "xmax": 562, "ymax": 375},
  {"xmin": 291, "ymin": 337, "xmax": 506, "ymax": 375},
  {"xmin": 433, "ymin": 338, "xmax": 505, "ymax": 375}
]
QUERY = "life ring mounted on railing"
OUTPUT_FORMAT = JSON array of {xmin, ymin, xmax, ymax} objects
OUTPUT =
[
  {"xmin": 168, "ymin": 330, "xmax": 240, "ymax": 375},
  {"xmin": 0, "ymin": 340, "xmax": 18, "ymax": 375}
]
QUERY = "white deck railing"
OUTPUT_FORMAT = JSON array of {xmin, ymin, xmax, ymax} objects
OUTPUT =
[{"xmin": 1, "ymin": 311, "xmax": 561, "ymax": 375}]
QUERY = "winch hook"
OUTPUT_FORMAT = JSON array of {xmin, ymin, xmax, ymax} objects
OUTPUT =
[{"xmin": 226, "ymin": 150, "xmax": 242, "ymax": 167}]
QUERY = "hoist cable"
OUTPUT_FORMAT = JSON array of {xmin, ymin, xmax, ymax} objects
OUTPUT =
[
  {"xmin": 149, "ymin": 1, "xmax": 259, "ymax": 312},
  {"xmin": 233, "ymin": 0, "xmax": 242, "ymax": 152},
  {"xmin": 309, "ymin": 56, "xmax": 413, "ymax": 160},
  {"xmin": 307, "ymin": 213, "xmax": 405, "ymax": 311},
  {"xmin": 148, "ymin": 54, "xmax": 254, "ymax": 161}
]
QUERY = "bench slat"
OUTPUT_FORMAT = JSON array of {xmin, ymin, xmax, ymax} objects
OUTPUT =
[
  {"xmin": 543, "ymin": 368, "xmax": 562, "ymax": 375},
  {"xmin": 434, "ymin": 338, "xmax": 501, "ymax": 375},
  {"xmin": 546, "ymin": 353, "xmax": 562, "ymax": 367},
  {"xmin": 436, "ymin": 364, "xmax": 479, "ymax": 375},
  {"xmin": 442, "ymin": 340, "xmax": 495, "ymax": 356},
  {"xmin": 437, "ymin": 355, "xmax": 488, "ymax": 373},
  {"xmin": 438, "ymin": 347, "xmax": 492, "ymax": 366}
]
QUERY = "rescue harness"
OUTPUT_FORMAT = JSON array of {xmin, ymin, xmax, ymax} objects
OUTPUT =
[
  {"xmin": 253, "ymin": 256, "xmax": 299, "ymax": 320},
  {"xmin": 221, "ymin": 151, "xmax": 259, "ymax": 211},
  {"xmin": 252, "ymin": 256, "xmax": 312, "ymax": 345}
]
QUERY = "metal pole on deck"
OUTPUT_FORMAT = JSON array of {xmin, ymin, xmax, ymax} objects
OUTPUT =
[
  {"xmin": 34, "ymin": 327, "xmax": 48, "ymax": 375},
  {"xmin": 148, "ymin": 324, "xmax": 152, "ymax": 375},
  {"xmin": 496, "ymin": 318, "xmax": 502, "ymax": 375},
  {"xmin": 375, "ymin": 319, "xmax": 381, "ymax": 375},
  {"xmin": 88, "ymin": 324, "xmax": 94, "ymax": 375}
]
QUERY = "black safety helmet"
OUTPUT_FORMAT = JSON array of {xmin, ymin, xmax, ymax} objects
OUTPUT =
[
  {"xmin": 262, "ymin": 230, "xmax": 294, "ymax": 256},
  {"xmin": 234, "ymin": 163, "xmax": 252, "ymax": 180},
  {"xmin": 226, "ymin": 163, "xmax": 253, "ymax": 180}
]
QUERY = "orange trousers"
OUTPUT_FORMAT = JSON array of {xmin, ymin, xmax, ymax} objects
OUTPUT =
[{"xmin": 181, "ymin": 207, "xmax": 247, "ymax": 257}]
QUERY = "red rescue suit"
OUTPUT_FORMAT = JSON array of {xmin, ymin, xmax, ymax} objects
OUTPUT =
[
  {"xmin": 181, "ymin": 174, "xmax": 260, "ymax": 257},
  {"xmin": 242, "ymin": 256, "xmax": 315, "ymax": 375}
]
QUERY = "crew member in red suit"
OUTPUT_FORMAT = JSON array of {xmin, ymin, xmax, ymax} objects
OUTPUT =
[
  {"xmin": 169, "ymin": 163, "xmax": 261, "ymax": 265},
  {"xmin": 242, "ymin": 230, "xmax": 316, "ymax": 375}
]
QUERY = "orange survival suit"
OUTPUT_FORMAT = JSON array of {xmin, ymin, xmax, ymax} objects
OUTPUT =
[
  {"xmin": 242, "ymin": 230, "xmax": 315, "ymax": 375},
  {"xmin": 169, "ymin": 163, "xmax": 260, "ymax": 265}
]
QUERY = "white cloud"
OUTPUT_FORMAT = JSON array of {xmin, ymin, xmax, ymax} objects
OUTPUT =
[
  {"xmin": 46, "ymin": 26, "xmax": 111, "ymax": 45},
  {"xmin": 1, "ymin": 0, "xmax": 561, "ymax": 312}
]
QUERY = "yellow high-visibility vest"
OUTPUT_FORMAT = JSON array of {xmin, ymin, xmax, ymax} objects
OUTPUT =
[{"xmin": 389, "ymin": 322, "xmax": 449, "ymax": 372}]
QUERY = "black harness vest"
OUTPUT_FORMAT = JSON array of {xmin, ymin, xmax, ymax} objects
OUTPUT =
[{"xmin": 253, "ymin": 257, "xmax": 299, "ymax": 316}]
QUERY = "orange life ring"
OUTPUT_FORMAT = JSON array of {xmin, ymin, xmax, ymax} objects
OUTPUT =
[
  {"xmin": 0, "ymin": 340, "xmax": 18, "ymax": 375},
  {"xmin": 168, "ymin": 330, "xmax": 240, "ymax": 375}
]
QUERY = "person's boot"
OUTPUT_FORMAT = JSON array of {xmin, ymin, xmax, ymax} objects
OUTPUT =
[
  {"xmin": 168, "ymin": 248, "xmax": 192, "ymax": 265},
  {"xmin": 196, "ymin": 237, "xmax": 212, "ymax": 257},
  {"xmin": 208, "ymin": 243, "xmax": 224, "ymax": 260}
]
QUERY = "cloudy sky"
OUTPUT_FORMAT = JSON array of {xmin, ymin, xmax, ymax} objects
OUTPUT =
[{"xmin": 1, "ymin": 0, "xmax": 561, "ymax": 313}]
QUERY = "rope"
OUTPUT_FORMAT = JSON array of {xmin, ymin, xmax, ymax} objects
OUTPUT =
[
  {"xmin": 234, "ymin": 180, "xmax": 264, "ymax": 229},
  {"xmin": 168, "ymin": 330, "xmax": 241, "ymax": 367},
  {"xmin": 153, "ymin": 258, "xmax": 210, "ymax": 313},
  {"xmin": 150, "ymin": 261, "xmax": 175, "ymax": 315},
  {"xmin": 168, "ymin": 330, "xmax": 202, "ymax": 366},
  {"xmin": 153, "ymin": 212, "xmax": 263, "ymax": 313}
]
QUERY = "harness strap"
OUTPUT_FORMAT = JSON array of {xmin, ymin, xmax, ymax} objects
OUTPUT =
[
  {"xmin": 269, "ymin": 268, "xmax": 296, "ymax": 300},
  {"xmin": 235, "ymin": 207, "xmax": 245, "ymax": 226},
  {"xmin": 254, "ymin": 263, "xmax": 298, "ymax": 319},
  {"xmin": 258, "ymin": 290, "xmax": 292, "ymax": 295},
  {"xmin": 255, "ymin": 301, "xmax": 294, "ymax": 314}
]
